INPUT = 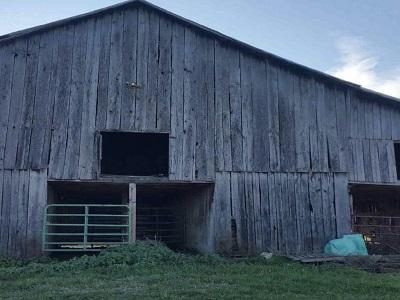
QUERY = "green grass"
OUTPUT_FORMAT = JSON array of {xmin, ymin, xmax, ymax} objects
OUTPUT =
[{"xmin": 1, "ymin": 242, "xmax": 399, "ymax": 300}]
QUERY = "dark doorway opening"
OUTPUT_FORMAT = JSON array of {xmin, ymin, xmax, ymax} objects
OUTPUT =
[
  {"xmin": 100, "ymin": 132, "xmax": 169, "ymax": 176},
  {"xmin": 351, "ymin": 184, "xmax": 400, "ymax": 254},
  {"xmin": 45, "ymin": 182, "xmax": 130, "ymax": 255}
]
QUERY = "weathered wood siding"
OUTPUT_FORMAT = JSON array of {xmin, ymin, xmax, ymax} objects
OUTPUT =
[{"xmin": 0, "ymin": 4, "xmax": 399, "ymax": 257}]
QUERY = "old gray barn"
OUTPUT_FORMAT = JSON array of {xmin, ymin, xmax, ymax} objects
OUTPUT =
[{"xmin": 1, "ymin": 0, "xmax": 400, "ymax": 258}]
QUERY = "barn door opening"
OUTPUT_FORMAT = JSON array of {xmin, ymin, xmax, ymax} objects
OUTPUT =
[
  {"xmin": 351, "ymin": 184, "xmax": 400, "ymax": 254},
  {"xmin": 44, "ymin": 182, "xmax": 134, "ymax": 254},
  {"xmin": 135, "ymin": 185, "xmax": 184, "ymax": 249}
]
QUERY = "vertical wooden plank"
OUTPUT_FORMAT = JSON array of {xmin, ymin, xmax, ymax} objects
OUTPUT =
[
  {"xmin": 391, "ymin": 108, "xmax": 400, "ymax": 140},
  {"xmin": 387, "ymin": 141, "xmax": 397, "ymax": 182},
  {"xmin": 252, "ymin": 173, "xmax": 263, "ymax": 252},
  {"xmin": 315, "ymin": 80, "xmax": 329, "ymax": 172},
  {"xmin": 106, "ymin": 10, "xmax": 124, "ymax": 130},
  {"xmin": 370, "ymin": 139, "xmax": 381, "ymax": 182},
  {"xmin": 278, "ymin": 68, "xmax": 296, "ymax": 171},
  {"xmin": 121, "ymin": 8, "xmax": 138, "ymax": 130},
  {"xmin": 372, "ymin": 101, "xmax": 382, "ymax": 139},
  {"xmin": 215, "ymin": 42, "xmax": 233, "ymax": 171},
  {"xmin": 362, "ymin": 139, "xmax": 373, "ymax": 182},
  {"xmin": 309, "ymin": 173, "xmax": 323, "ymax": 253},
  {"xmin": 226, "ymin": 49, "xmax": 243, "ymax": 172},
  {"xmin": 241, "ymin": 55, "xmax": 256, "ymax": 172},
  {"xmin": 16, "ymin": 171, "xmax": 29, "ymax": 258},
  {"xmin": 286, "ymin": 173, "xmax": 298, "ymax": 254},
  {"xmin": 0, "ymin": 170, "xmax": 12, "ymax": 255},
  {"xmin": 63, "ymin": 23, "xmax": 87, "ymax": 179},
  {"xmin": 169, "ymin": 23, "xmax": 184, "ymax": 180},
  {"xmin": 307, "ymin": 78, "xmax": 320, "ymax": 171},
  {"xmin": 156, "ymin": 16, "xmax": 172, "ymax": 131},
  {"xmin": 48, "ymin": 25, "xmax": 75, "ymax": 179},
  {"xmin": 380, "ymin": 104, "xmax": 392, "ymax": 140},
  {"xmin": 182, "ymin": 28, "xmax": 197, "ymax": 179},
  {"xmin": 129, "ymin": 183, "xmax": 136, "ymax": 242},
  {"xmin": 213, "ymin": 172, "xmax": 232, "ymax": 254},
  {"xmin": 79, "ymin": 18, "xmax": 101, "ymax": 179},
  {"xmin": 145, "ymin": 11, "xmax": 160, "ymax": 131},
  {"xmin": 295, "ymin": 76, "xmax": 311, "ymax": 171},
  {"xmin": 252, "ymin": 59, "xmax": 270, "ymax": 172},
  {"xmin": 267, "ymin": 173, "xmax": 278, "ymax": 252},
  {"xmin": 134, "ymin": 7, "xmax": 150, "ymax": 130},
  {"xmin": 4, "ymin": 40, "xmax": 27, "ymax": 169},
  {"xmin": 26, "ymin": 169, "xmax": 47, "ymax": 257},
  {"xmin": 334, "ymin": 173, "xmax": 351, "ymax": 237},
  {"xmin": 267, "ymin": 61, "xmax": 280, "ymax": 171},
  {"xmin": 205, "ymin": 38, "xmax": 216, "ymax": 180},
  {"xmin": 335, "ymin": 88, "xmax": 350, "ymax": 172},
  {"xmin": 7, "ymin": 171, "xmax": 20, "ymax": 256},
  {"xmin": 96, "ymin": 14, "xmax": 112, "ymax": 130},
  {"xmin": 194, "ymin": 35, "xmax": 208, "ymax": 180},
  {"xmin": 320, "ymin": 173, "xmax": 335, "ymax": 246},
  {"xmin": 244, "ymin": 172, "xmax": 256, "ymax": 254},
  {"xmin": 231, "ymin": 172, "xmax": 248, "ymax": 253},
  {"xmin": 259, "ymin": 173, "xmax": 271, "ymax": 252},
  {"xmin": 29, "ymin": 31, "xmax": 59, "ymax": 169},
  {"xmin": 15, "ymin": 36, "xmax": 40, "ymax": 170},
  {"xmin": 377, "ymin": 140, "xmax": 390, "ymax": 183},
  {"xmin": 0, "ymin": 43, "xmax": 15, "ymax": 169},
  {"xmin": 364, "ymin": 99, "xmax": 374, "ymax": 140}
]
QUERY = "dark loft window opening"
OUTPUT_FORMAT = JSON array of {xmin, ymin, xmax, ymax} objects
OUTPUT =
[
  {"xmin": 101, "ymin": 132, "xmax": 169, "ymax": 176},
  {"xmin": 395, "ymin": 142, "xmax": 400, "ymax": 180}
]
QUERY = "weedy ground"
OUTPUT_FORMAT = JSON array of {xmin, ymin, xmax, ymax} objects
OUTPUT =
[{"xmin": 0, "ymin": 242, "xmax": 399, "ymax": 299}]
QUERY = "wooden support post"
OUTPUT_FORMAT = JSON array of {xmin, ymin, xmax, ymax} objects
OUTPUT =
[{"xmin": 129, "ymin": 183, "xmax": 137, "ymax": 243}]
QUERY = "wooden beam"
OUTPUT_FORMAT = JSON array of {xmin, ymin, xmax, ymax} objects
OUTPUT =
[{"xmin": 129, "ymin": 183, "xmax": 137, "ymax": 243}]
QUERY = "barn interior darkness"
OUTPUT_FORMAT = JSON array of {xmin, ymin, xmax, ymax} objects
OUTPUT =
[
  {"xmin": 100, "ymin": 132, "xmax": 169, "ymax": 176},
  {"xmin": 351, "ymin": 184, "xmax": 400, "ymax": 254}
]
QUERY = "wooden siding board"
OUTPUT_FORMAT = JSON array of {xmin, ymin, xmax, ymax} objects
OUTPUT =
[
  {"xmin": 4, "ymin": 40, "xmax": 27, "ymax": 169},
  {"xmin": 231, "ymin": 172, "xmax": 244, "ymax": 252},
  {"xmin": 156, "ymin": 17, "xmax": 172, "ymax": 131},
  {"xmin": 78, "ymin": 18, "xmax": 101, "ymax": 179},
  {"xmin": 15, "ymin": 36, "xmax": 40, "ymax": 170},
  {"xmin": 0, "ymin": 44, "xmax": 15, "ymax": 169},
  {"xmin": 266, "ymin": 61, "xmax": 280, "ymax": 171},
  {"xmin": 120, "ymin": 8, "xmax": 138, "ymax": 130},
  {"xmin": 63, "ymin": 23, "xmax": 87, "ymax": 179},
  {"xmin": 26, "ymin": 169, "xmax": 47, "ymax": 257},
  {"xmin": 106, "ymin": 11, "xmax": 124, "ymax": 130},
  {"xmin": 134, "ymin": 7, "xmax": 150, "ymax": 130},
  {"xmin": 334, "ymin": 173, "xmax": 351, "ymax": 237},
  {"xmin": 169, "ymin": 23, "xmax": 185, "ymax": 180},
  {"xmin": 0, "ymin": 170, "xmax": 12, "ymax": 255},
  {"xmin": 252, "ymin": 59, "xmax": 269, "ymax": 172},
  {"xmin": 7, "ymin": 171, "xmax": 20, "ymax": 255},
  {"xmin": 144, "ymin": 11, "xmax": 160, "ymax": 131},
  {"xmin": 278, "ymin": 68, "xmax": 296, "ymax": 171},
  {"xmin": 295, "ymin": 76, "xmax": 310, "ymax": 171},
  {"xmin": 259, "ymin": 172, "xmax": 271, "ymax": 252},
  {"xmin": 226, "ymin": 48, "xmax": 242, "ymax": 172},
  {"xmin": 28, "ymin": 31, "xmax": 58, "ymax": 170},
  {"xmin": 213, "ymin": 172, "xmax": 232, "ymax": 254},
  {"xmin": 181, "ymin": 28, "xmax": 197, "ymax": 180},
  {"xmin": 48, "ymin": 25, "xmax": 75, "ymax": 179},
  {"xmin": 215, "ymin": 42, "xmax": 233, "ymax": 171},
  {"xmin": 96, "ymin": 14, "xmax": 112, "ymax": 130}
]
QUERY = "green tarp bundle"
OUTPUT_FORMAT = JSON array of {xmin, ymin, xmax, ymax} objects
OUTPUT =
[{"xmin": 324, "ymin": 234, "xmax": 368, "ymax": 256}]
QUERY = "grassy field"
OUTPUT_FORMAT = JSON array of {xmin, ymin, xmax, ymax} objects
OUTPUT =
[{"xmin": 1, "ymin": 243, "xmax": 399, "ymax": 300}]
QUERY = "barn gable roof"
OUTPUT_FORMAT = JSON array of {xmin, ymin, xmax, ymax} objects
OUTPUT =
[{"xmin": 0, "ymin": 0, "xmax": 398, "ymax": 104}]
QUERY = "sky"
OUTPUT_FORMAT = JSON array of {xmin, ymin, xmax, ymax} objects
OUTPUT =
[{"xmin": 1, "ymin": 0, "xmax": 399, "ymax": 98}]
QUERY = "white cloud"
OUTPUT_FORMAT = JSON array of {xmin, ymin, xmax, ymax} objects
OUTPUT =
[{"xmin": 328, "ymin": 37, "xmax": 400, "ymax": 98}]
